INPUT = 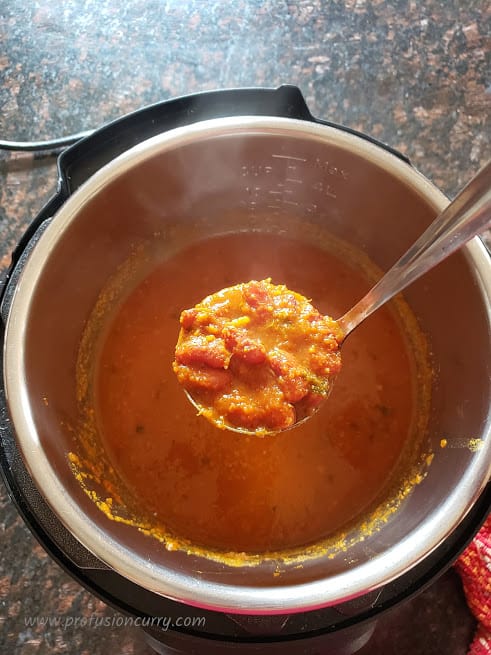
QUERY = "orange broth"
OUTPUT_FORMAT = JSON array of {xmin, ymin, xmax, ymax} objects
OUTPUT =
[{"xmin": 95, "ymin": 232, "xmax": 423, "ymax": 553}]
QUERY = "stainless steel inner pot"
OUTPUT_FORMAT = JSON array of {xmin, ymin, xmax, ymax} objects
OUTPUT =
[{"xmin": 3, "ymin": 117, "xmax": 491, "ymax": 613}]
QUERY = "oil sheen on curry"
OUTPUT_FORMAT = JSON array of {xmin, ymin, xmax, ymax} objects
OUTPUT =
[{"xmin": 95, "ymin": 232, "xmax": 428, "ymax": 554}]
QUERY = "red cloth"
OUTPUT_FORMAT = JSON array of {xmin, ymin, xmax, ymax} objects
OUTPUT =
[{"xmin": 455, "ymin": 515, "xmax": 491, "ymax": 654}]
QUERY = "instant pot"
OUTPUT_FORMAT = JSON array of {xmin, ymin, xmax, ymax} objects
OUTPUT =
[{"xmin": 1, "ymin": 85, "xmax": 490, "ymax": 654}]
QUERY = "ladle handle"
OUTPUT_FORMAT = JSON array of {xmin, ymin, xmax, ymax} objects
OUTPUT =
[{"xmin": 338, "ymin": 161, "xmax": 491, "ymax": 337}]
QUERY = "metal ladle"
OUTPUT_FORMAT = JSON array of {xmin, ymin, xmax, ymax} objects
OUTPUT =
[
  {"xmin": 336, "ymin": 160, "xmax": 491, "ymax": 338},
  {"xmin": 186, "ymin": 160, "xmax": 491, "ymax": 435}
]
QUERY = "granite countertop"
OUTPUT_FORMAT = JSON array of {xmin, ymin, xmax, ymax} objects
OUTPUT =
[{"xmin": 0, "ymin": 1, "xmax": 489, "ymax": 654}]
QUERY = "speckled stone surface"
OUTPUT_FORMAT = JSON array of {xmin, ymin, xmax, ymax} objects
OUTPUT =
[{"xmin": 0, "ymin": 1, "xmax": 489, "ymax": 654}]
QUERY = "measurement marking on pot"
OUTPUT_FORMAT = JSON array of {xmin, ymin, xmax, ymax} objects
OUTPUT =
[
  {"xmin": 285, "ymin": 178, "xmax": 303, "ymax": 184},
  {"xmin": 241, "ymin": 164, "xmax": 274, "ymax": 177},
  {"xmin": 269, "ymin": 187, "xmax": 293, "ymax": 195},
  {"xmin": 272, "ymin": 154, "xmax": 307, "ymax": 162},
  {"xmin": 312, "ymin": 180, "xmax": 337, "ymax": 199},
  {"xmin": 313, "ymin": 157, "xmax": 350, "ymax": 181},
  {"xmin": 305, "ymin": 203, "xmax": 318, "ymax": 214},
  {"xmin": 444, "ymin": 437, "xmax": 484, "ymax": 451}
]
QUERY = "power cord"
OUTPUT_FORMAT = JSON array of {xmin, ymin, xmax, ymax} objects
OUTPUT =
[{"xmin": 0, "ymin": 129, "xmax": 93, "ymax": 152}]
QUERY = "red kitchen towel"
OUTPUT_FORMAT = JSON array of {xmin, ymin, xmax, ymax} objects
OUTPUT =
[{"xmin": 455, "ymin": 514, "xmax": 491, "ymax": 654}]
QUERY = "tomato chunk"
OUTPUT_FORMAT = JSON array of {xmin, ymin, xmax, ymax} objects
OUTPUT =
[{"xmin": 175, "ymin": 335, "xmax": 230, "ymax": 369}]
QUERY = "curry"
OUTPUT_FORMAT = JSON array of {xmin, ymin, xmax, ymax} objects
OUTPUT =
[
  {"xmin": 93, "ymin": 231, "xmax": 429, "ymax": 554},
  {"xmin": 173, "ymin": 279, "xmax": 343, "ymax": 433}
]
